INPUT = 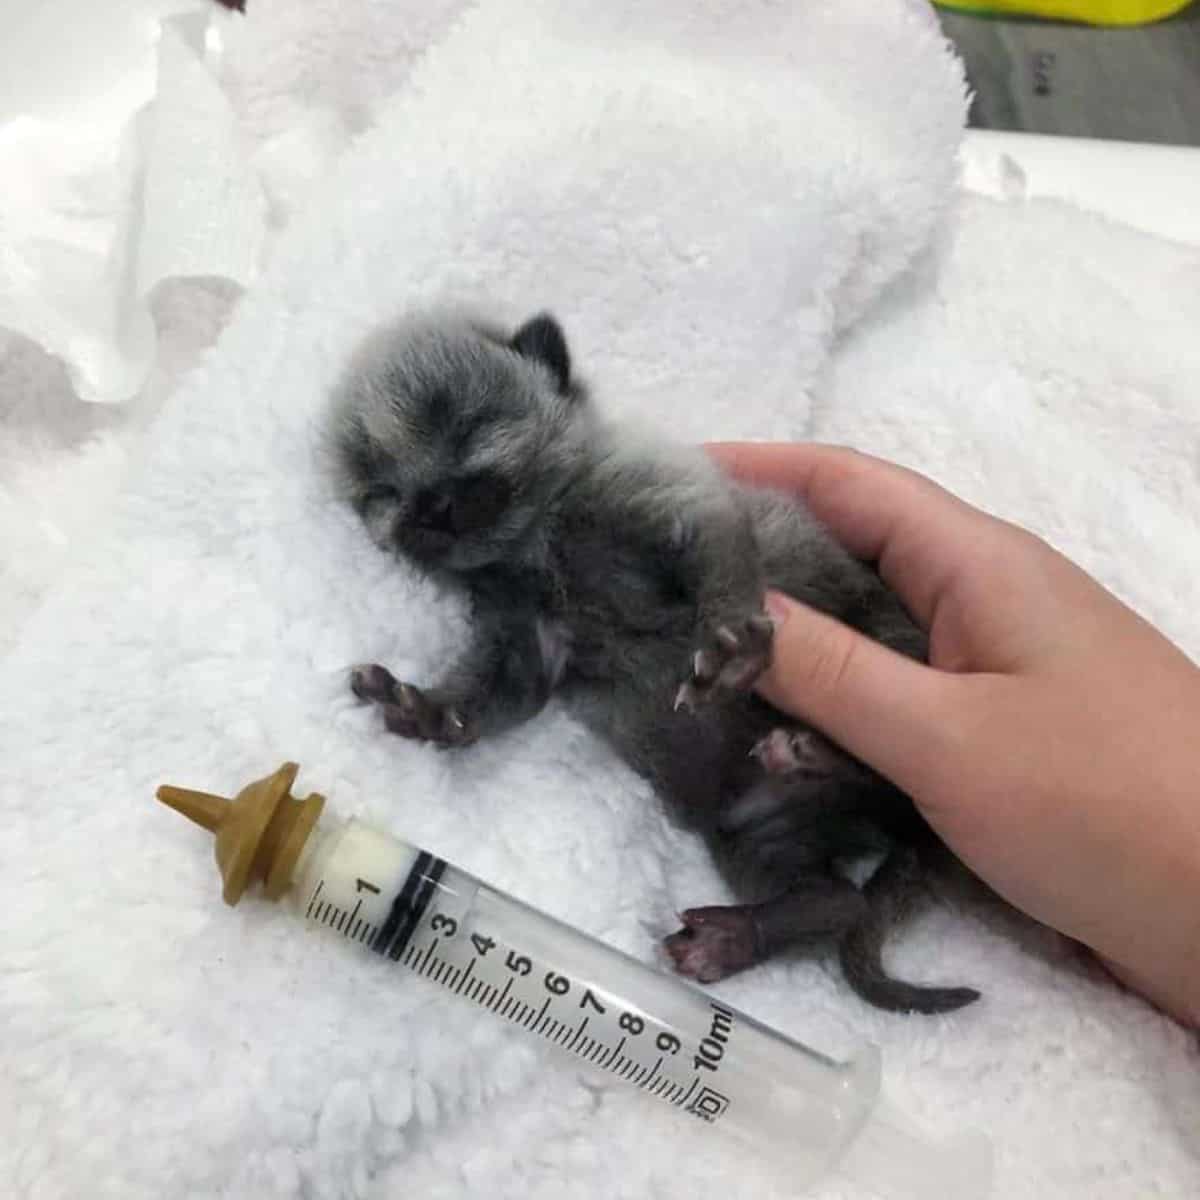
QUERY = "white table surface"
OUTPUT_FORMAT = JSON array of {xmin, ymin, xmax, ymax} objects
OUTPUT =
[{"xmin": 961, "ymin": 128, "xmax": 1200, "ymax": 248}]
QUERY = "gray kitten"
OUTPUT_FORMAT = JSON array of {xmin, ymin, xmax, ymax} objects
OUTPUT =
[{"xmin": 328, "ymin": 308, "xmax": 979, "ymax": 1015}]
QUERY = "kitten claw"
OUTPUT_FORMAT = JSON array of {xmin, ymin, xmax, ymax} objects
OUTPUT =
[
  {"xmin": 675, "ymin": 611, "xmax": 774, "ymax": 711},
  {"xmin": 715, "ymin": 626, "xmax": 740, "ymax": 654},
  {"xmin": 692, "ymin": 650, "xmax": 718, "ymax": 685}
]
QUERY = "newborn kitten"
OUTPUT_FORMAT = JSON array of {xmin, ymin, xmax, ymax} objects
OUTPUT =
[{"xmin": 328, "ymin": 308, "xmax": 979, "ymax": 1015}]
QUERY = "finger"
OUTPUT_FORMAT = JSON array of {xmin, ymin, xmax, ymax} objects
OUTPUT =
[
  {"xmin": 707, "ymin": 441, "xmax": 985, "ymax": 559},
  {"xmin": 707, "ymin": 441, "xmax": 999, "ymax": 630},
  {"xmin": 757, "ymin": 589, "xmax": 957, "ymax": 789}
]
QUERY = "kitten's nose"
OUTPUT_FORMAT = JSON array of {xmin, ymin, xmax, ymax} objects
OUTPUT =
[{"xmin": 413, "ymin": 487, "xmax": 454, "ymax": 531}]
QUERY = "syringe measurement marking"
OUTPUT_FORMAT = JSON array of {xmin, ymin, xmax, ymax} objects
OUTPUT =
[
  {"xmin": 454, "ymin": 960, "xmax": 475, "ymax": 994},
  {"xmin": 492, "ymin": 978, "xmax": 512, "ymax": 1012},
  {"xmin": 603, "ymin": 1037, "xmax": 626, "ymax": 1070},
  {"xmin": 641, "ymin": 1058, "xmax": 664, "ymax": 1090}
]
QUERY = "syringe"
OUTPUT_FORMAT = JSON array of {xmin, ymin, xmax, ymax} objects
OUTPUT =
[{"xmin": 157, "ymin": 761, "xmax": 992, "ymax": 1198}]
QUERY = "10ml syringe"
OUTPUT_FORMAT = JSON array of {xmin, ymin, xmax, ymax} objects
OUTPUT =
[{"xmin": 157, "ymin": 761, "xmax": 992, "ymax": 1199}]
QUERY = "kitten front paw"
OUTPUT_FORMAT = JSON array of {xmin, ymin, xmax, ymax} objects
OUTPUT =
[
  {"xmin": 673, "ymin": 614, "xmax": 774, "ymax": 712},
  {"xmin": 350, "ymin": 664, "xmax": 475, "ymax": 747},
  {"xmin": 663, "ymin": 906, "xmax": 760, "ymax": 983}
]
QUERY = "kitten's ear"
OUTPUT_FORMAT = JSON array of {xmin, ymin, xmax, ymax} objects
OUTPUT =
[{"xmin": 511, "ymin": 313, "xmax": 571, "ymax": 394}]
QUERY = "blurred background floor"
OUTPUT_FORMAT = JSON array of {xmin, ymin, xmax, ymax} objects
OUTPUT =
[{"xmin": 936, "ymin": 2, "xmax": 1200, "ymax": 144}]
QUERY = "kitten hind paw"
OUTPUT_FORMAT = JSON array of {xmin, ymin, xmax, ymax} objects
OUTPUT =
[
  {"xmin": 752, "ymin": 728, "xmax": 831, "ymax": 775},
  {"xmin": 663, "ymin": 906, "xmax": 760, "ymax": 983}
]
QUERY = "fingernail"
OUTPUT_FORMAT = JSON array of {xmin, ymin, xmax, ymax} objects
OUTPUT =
[{"xmin": 764, "ymin": 590, "xmax": 792, "ymax": 628}]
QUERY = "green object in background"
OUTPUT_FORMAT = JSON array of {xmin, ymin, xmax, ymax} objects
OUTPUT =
[{"xmin": 935, "ymin": 0, "xmax": 1191, "ymax": 24}]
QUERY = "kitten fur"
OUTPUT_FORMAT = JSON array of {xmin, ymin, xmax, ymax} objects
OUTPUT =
[{"xmin": 327, "ymin": 308, "xmax": 979, "ymax": 1015}]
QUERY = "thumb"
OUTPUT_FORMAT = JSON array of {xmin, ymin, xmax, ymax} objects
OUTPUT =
[{"xmin": 757, "ymin": 590, "xmax": 953, "ymax": 789}]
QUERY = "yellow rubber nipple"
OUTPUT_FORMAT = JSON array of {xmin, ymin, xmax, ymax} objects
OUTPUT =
[{"xmin": 157, "ymin": 761, "xmax": 325, "ymax": 905}]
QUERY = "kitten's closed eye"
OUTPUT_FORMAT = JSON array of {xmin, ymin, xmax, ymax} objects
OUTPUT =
[{"xmin": 360, "ymin": 483, "xmax": 401, "ymax": 512}]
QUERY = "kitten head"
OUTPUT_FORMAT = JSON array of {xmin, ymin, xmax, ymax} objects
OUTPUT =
[{"xmin": 329, "ymin": 309, "xmax": 588, "ymax": 572}]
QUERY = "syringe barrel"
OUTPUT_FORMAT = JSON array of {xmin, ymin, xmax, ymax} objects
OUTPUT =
[{"xmin": 291, "ymin": 816, "xmax": 880, "ymax": 1185}]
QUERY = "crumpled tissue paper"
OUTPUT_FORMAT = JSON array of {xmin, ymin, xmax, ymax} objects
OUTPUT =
[{"xmin": 0, "ymin": 8, "xmax": 266, "ymax": 404}]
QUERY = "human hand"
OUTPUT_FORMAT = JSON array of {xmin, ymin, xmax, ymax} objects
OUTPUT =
[{"xmin": 710, "ymin": 441, "xmax": 1200, "ymax": 1028}]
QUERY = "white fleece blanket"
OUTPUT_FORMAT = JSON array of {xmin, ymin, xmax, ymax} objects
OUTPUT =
[{"xmin": 4, "ymin": 2, "xmax": 1199, "ymax": 1198}]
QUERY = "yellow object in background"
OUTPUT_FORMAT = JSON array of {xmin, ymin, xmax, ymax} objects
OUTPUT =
[{"xmin": 936, "ymin": 0, "xmax": 1192, "ymax": 25}]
